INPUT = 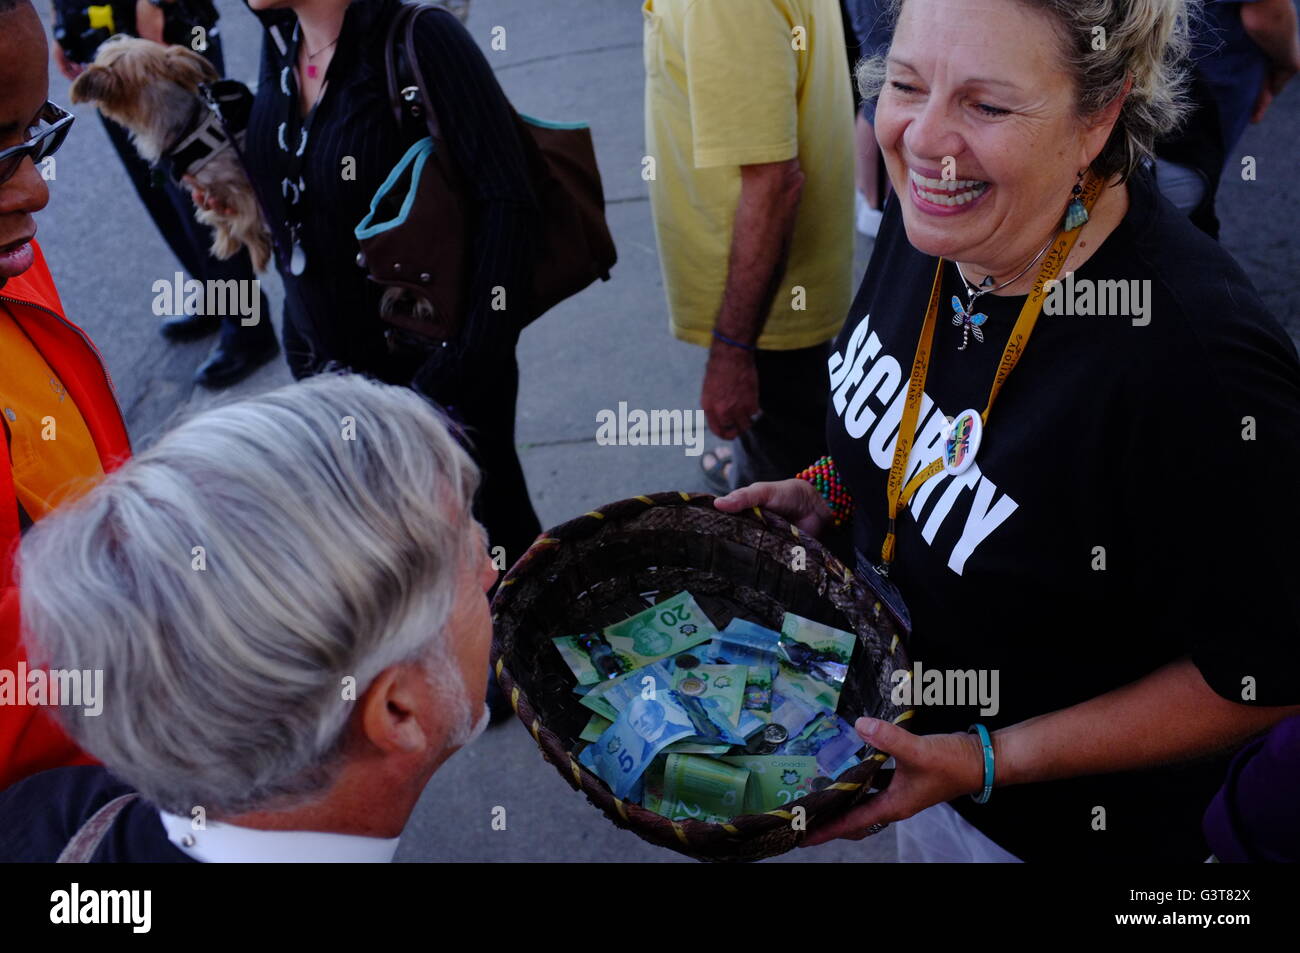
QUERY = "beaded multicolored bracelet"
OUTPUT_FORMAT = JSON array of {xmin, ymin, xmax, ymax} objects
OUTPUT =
[{"xmin": 795, "ymin": 455, "xmax": 854, "ymax": 527}]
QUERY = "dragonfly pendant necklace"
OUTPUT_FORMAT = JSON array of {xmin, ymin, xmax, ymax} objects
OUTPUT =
[{"xmin": 951, "ymin": 233, "xmax": 1056, "ymax": 351}]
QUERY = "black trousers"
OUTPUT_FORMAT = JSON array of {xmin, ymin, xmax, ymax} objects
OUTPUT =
[
  {"xmin": 731, "ymin": 341, "xmax": 833, "ymax": 488},
  {"xmin": 456, "ymin": 344, "xmax": 542, "ymax": 577},
  {"xmin": 99, "ymin": 35, "xmax": 274, "ymax": 350},
  {"xmin": 281, "ymin": 303, "xmax": 542, "ymax": 577}
]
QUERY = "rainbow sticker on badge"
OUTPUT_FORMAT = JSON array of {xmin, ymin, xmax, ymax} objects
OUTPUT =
[{"xmin": 943, "ymin": 408, "xmax": 983, "ymax": 475}]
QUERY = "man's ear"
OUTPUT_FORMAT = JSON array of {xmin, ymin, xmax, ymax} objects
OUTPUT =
[
  {"xmin": 69, "ymin": 65, "xmax": 121, "ymax": 106},
  {"xmin": 359, "ymin": 664, "xmax": 432, "ymax": 755}
]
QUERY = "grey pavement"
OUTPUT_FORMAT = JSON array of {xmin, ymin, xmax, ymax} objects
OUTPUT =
[{"xmin": 30, "ymin": 0, "xmax": 1299, "ymax": 862}]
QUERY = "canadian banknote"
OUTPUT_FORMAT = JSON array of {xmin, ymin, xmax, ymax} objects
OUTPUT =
[
  {"xmin": 741, "ymin": 663, "xmax": 774, "ymax": 721},
  {"xmin": 579, "ymin": 712, "xmax": 612, "ymax": 742},
  {"xmin": 768, "ymin": 690, "xmax": 819, "ymax": 740},
  {"xmin": 778, "ymin": 612, "xmax": 855, "ymax": 680},
  {"xmin": 773, "ymin": 612, "xmax": 857, "ymax": 712},
  {"xmin": 714, "ymin": 618, "xmax": 782, "ymax": 665},
  {"xmin": 557, "ymin": 592, "xmax": 718, "ymax": 686},
  {"xmin": 674, "ymin": 620, "xmax": 781, "ymax": 720},
  {"xmin": 779, "ymin": 712, "xmax": 865, "ymax": 778},
  {"xmin": 719, "ymin": 755, "xmax": 822, "ymax": 814},
  {"xmin": 672, "ymin": 664, "xmax": 746, "ymax": 725},
  {"xmin": 579, "ymin": 690, "xmax": 699, "ymax": 798},
  {"xmin": 658, "ymin": 753, "xmax": 751, "ymax": 823},
  {"xmin": 553, "ymin": 631, "xmax": 627, "ymax": 685},
  {"xmin": 663, "ymin": 663, "xmax": 747, "ymax": 754},
  {"xmin": 578, "ymin": 660, "xmax": 674, "ymax": 720},
  {"xmin": 579, "ymin": 687, "xmax": 757, "ymax": 798},
  {"xmin": 602, "ymin": 591, "xmax": 718, "ymax": 670}
]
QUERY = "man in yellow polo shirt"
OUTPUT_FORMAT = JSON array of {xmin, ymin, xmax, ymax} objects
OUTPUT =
[{"xmin": 643, "ymin": 0, "xmax": 854, "ymax": 489}]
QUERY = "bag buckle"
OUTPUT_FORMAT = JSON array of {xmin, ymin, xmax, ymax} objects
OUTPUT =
[{"xmin": 401, "ymin": 85, "xmax": 423, "ymax": 119}]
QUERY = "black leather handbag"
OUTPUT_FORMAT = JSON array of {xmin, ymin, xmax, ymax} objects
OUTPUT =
[{"xmin": 354, "ymin": 1, "xmax": 618, "ymax": 342}]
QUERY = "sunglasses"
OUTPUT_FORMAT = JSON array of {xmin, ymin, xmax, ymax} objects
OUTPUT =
[{"xmin": 0, "ymin": 102, "xmax": 75, "ymax": 185}]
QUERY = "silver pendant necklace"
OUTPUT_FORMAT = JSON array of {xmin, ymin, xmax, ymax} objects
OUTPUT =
[{"xmin": 950, "ymin": 233, "xmax": 1056, "ymax": 350}]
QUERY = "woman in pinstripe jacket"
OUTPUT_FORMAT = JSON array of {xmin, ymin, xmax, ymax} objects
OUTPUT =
[{"xmin": 236, "ymin": 0, "xmax": 542, "ymax": 592}]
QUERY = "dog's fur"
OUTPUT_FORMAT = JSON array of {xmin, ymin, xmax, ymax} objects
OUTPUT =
[
  {"xmin": 380, "ymin": 285, "xmax": 441, "ymax": 335},
  {"xmin": 71, "ymin": 36, "xmax": 271, "ymax": 272}
]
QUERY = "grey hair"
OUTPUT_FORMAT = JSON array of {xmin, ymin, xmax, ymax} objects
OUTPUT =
[
  {"xmin": 19, "ymin": 373, "xmax": 481, "ymax": 817},
  {"xmin": 854, "ymin": 0, "xmax": 1195, "ymax": 181}
]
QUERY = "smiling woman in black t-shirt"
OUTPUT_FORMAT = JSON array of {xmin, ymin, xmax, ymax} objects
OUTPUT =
[{"xmin": 717, "ymin": 0, "xmax": 1300, "ymax": 863}]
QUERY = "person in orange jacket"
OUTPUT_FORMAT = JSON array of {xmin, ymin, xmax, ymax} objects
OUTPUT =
[{"xmin": 0, "ymin": 0, "xmax": 131, "ymax": 792}]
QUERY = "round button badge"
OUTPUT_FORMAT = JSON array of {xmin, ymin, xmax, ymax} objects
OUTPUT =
[{"xmin": 942, "ymin": 408, "xmax": 983, "ymax": 475}]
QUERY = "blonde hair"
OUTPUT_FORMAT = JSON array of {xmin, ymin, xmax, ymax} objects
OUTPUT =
[{"xmin": 855, "ymin": 0, "xmax": 1195, "ymax": 180}]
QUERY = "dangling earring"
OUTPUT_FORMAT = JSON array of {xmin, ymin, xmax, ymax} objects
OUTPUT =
[{"xmin": 1063, "ymin": 170, "xmax": 1089, "ymax": 231}]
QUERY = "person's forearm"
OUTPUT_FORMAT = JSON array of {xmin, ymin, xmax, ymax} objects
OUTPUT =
[
  {"xmin": 712, "ymin": 159, "xmax": 803, "ymax": 347},
  {"xmin": 1242, "ymin": 0, "xmax": 1300, "ymax": 69},
  {"xmin": 992, "ymin": 658, "xmax": 1300, "ymax": 787}
]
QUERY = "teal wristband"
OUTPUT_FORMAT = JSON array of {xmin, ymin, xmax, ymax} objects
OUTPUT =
[{"xmin": 968, "ymin": 723, "xmax": 994, "ymax": 804}]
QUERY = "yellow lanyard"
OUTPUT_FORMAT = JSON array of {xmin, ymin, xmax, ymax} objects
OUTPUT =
[{"xmin": 880, "ymin": 173, "xmax": 1105, "ymax": 571}]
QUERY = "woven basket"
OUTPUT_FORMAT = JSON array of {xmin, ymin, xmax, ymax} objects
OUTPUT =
[{"xmin": 490, "ymin": 491, "xmax": 912, "ymax": 862}]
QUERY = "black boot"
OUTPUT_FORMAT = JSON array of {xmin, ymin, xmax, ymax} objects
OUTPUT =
[
  {"xmin": 160, "ymin": 311, "xmax": 222, "ymax": 342},
  {"xmin": 195, "ymin": 317, "xmax": 280, "ymax": 389}
]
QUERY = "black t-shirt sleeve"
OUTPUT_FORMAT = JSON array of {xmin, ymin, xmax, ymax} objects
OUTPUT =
[{"xmin": 1118, "ymin": 271, "xmax": 1300, "ymax": 705}]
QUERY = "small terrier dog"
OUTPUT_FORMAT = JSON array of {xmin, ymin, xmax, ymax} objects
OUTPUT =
[{"xmin": 71, "ymin": 36, "xmax": 271, "ymax": 272}]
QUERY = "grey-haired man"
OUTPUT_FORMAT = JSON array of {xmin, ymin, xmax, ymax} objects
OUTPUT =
[{"xmin": 0, "ymin": 373, "xmax": 496, "ymax": 862}]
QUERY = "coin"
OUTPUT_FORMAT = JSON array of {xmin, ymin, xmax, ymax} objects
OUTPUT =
[
  {"xmin": 762, "ymin": 724, "xmax": 789, "ymax": 744},
  {"xmin": 678, "ymin": 677, "xmax": 706, "ymax": 696},
  {"xmin": 674, "ymin": 653, "xmax": 700, "ymax": 670}
]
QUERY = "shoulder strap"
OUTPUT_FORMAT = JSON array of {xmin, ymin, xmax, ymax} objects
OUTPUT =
[
  {"xmin": 384, "ymin": 3, "xmax": 421, "ymax": 129},
  {"xmin": 385, "ymin": 2, "xmax": 446, "ymax": 139},
  {"xmin": 56, "ymin": 793, "xmax": 139, "ymax": 863}
]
